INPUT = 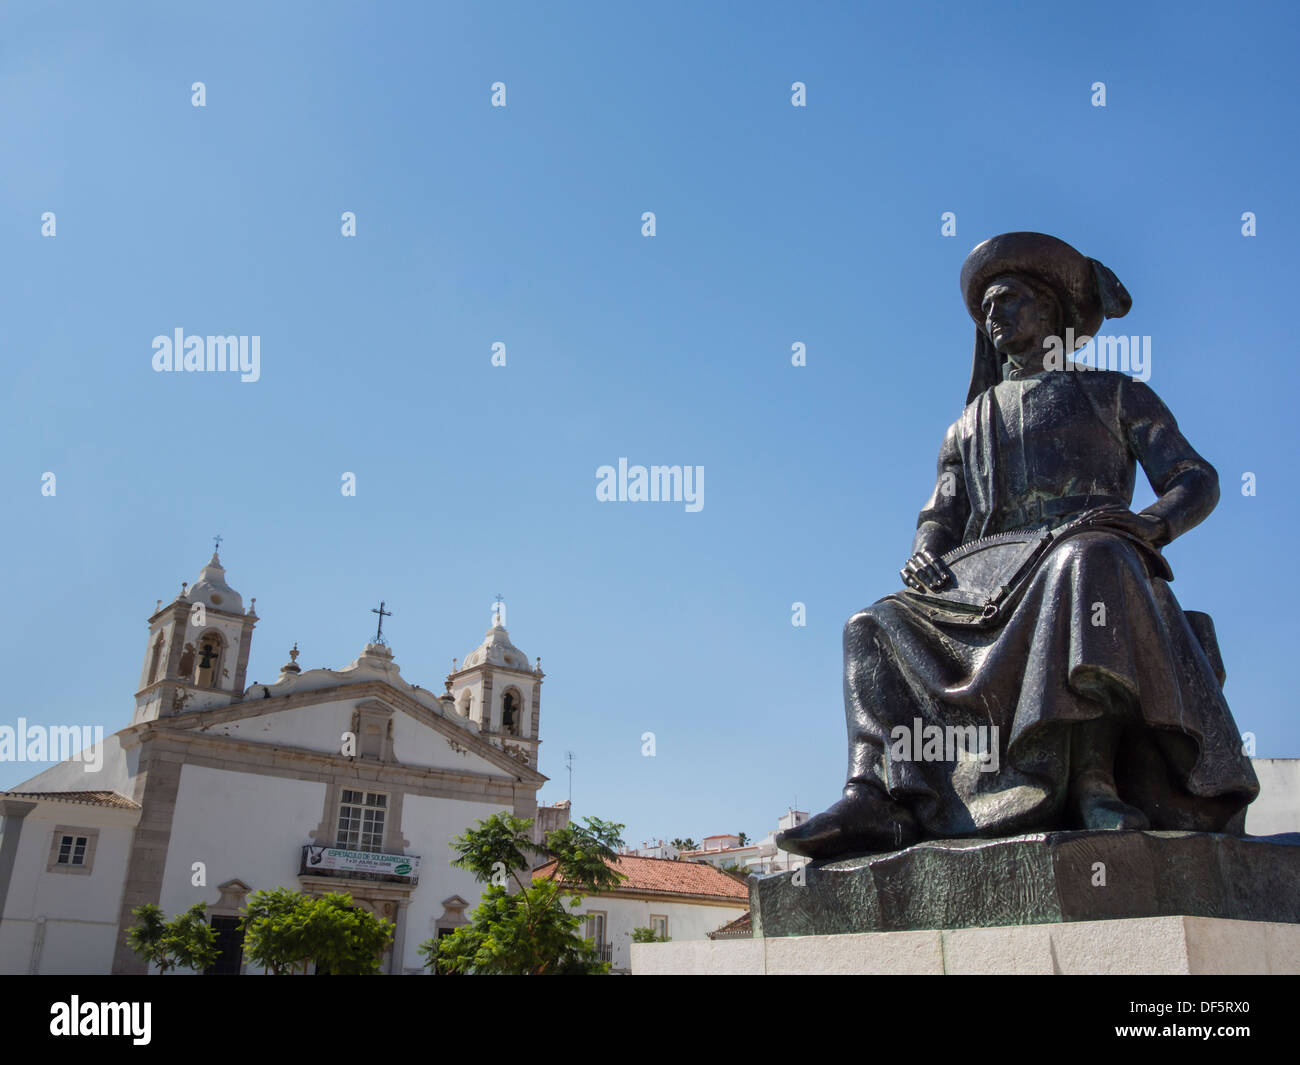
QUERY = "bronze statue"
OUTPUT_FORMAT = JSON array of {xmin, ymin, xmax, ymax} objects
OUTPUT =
[{"xmin": 778, "ymin": 233, "xmax": 1259, "ymax": 860}]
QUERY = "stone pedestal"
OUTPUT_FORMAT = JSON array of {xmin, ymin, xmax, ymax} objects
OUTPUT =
[
  {"xmin": 752, "ymin": 830, "xmax": 1300, "ymax": 937},
  {"xmin": 630, "ymin": 832, "xmax": 1300, "ymax": 975},
  {"xmin": 630, "ymin": 915, "xmax": 1300, "ymax": 974}
]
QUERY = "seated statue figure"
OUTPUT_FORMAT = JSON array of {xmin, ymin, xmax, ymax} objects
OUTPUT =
[{"xmin": 777, "ymin": 232, "xmax": 1259, "ymax": 861}]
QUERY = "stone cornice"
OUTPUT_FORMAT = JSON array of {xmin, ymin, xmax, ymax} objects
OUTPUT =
[
  {"xmin": 147, "ymin": 601, "xmax": 252, "ymax": 626},
  {"xmin": 136, "ymin": 679, "xmax": 545, "ymax": 784},
  {"xmin": 447, "ymin": 663, "xmax": 543, "ymax": 683}
]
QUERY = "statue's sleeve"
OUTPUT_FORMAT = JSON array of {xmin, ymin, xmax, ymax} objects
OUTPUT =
[
  {"xmin": 912, "ymin": 421, "xmax": 969, "ymax": 556},
  {"xmin": 1120, "ymin": 377, "xmax": 1220, "ymax": 543}
]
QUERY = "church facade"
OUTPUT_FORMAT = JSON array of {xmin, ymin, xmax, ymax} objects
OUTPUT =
[{"xmin": 0, "ymin": 551, "xmax": 551, "ymax": 974}]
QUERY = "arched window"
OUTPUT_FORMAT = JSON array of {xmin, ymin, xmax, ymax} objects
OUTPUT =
[
  {"xmin": 194, "ymin": 632, "xmax": 225, "ymax": 688},
  {"xmin": 148, "ymin": 634, "xmax": 165, "ymax": 684},
  {"xmin": 178, "ymin": 643, "xmax": 196, "ymax": 678},
  {"xmin": 502, "ymin": 690, "xmax": 521, "ymax": 736}
]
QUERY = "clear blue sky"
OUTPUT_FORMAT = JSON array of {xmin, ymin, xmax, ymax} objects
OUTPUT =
[{"xmin": 3, "ymin": 2, "xmax": 1298, "ymax": 847}]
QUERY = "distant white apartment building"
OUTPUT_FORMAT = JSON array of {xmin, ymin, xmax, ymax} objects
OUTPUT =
[
  {"xmin": 678, "ymin": 809, "xmax": 811, "ymax": 875},
  {"xmin": 623, "ymin": 839, "xmax": 680, "ymax": 861},
  {"xmin": 1246, "ymin": 758, "xmax": 1300, "ymax": 835}
]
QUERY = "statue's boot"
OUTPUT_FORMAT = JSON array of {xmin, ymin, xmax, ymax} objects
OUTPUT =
[
  {"xmin": 1070, "ymin": 769, "xmax": 1150, "ymax": 830},
  {"xmin": 775, "ymin": 784, "xmax": 918, "ymax": 859},
  {"xmin": 1068, "ymin": 713, "xmax": 1150, "ymax": 830}
]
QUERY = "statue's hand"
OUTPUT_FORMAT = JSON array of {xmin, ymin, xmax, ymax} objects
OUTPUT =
[
  {"xmin": 1080, "ymin": 504, "xmax": 1169, "ymax": 546},
  {"xmin": 901, "ymin": 550, "xmax": 950, "ymax": 592}
]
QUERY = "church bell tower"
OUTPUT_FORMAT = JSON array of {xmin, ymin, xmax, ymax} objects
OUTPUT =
[
  {"xmin": 445, "ymin": 599, "xmax": 543, "ymax": 770},
  {"xmin": 134, "ymin": 546, "xmax": 257, "ymax": 723}
]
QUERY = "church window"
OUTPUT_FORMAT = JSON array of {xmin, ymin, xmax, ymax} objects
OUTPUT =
[
  {"xmin": 650, "ymin": 915, "xmax": 668, "ymax": 939},
  {"xmin": 336, "ymin": 790, "xmax": 387, "ymax": 852},
  {"xmin": 46, "ymin": 826, "xmax": 99, "ymax": 874},
  {"xmin": 502, "ymin": 691, "xmax": 520, "ymax": 735},
  {"xmin": 57, "ymin": 835, "xmax": 88, "ymax": 866},
  {"xmin": 194, "ymin": 632, "xmax": 224, "ymax": 688},
  {"xmin": 178, "ymin": 643, "xmax": 195, "ymax": 678},
  {"xmin": 148, "ymin": 634, "xmax": 164, "ymax": 684}
]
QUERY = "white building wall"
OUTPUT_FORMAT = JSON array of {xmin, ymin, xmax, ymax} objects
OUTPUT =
[
  {"xmin": 162, "ymin": 765, "xmax": 520, "ymax": 974},
  {"xmin": 0, "ymin": 804, "xmax": 136, "ymax": 974},
  {"xmin": 161, "ymin": 764, "xmax": 327, "ymax": 973},
  {"xmin": 388, "ymin": 714, "xmax": 499, "ymax": 773},
  {"xmin": 397, "ymin": 793, "xmax": 510, "ymax": 972},
  {"xmin": 570, "ymin": 896, "xmax": 747, "ymax": 973},
  {"xmin": 1246, "ymin": 758, "xmax": 1300, "ymax": 835}
]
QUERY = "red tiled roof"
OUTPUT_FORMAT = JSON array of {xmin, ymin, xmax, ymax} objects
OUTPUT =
[
  {"xmin": 532, "ymin": 854, "xmax": 749, "ymax": 902},
  {"xmin": 707, "ymin": 911, "xmax": 753, "ymax": 939},
  {"xmin": 0, "ymin": 790, "xmax": 140, "ymax": 810}
]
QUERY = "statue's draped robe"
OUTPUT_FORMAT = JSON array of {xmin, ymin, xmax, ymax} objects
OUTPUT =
[{"xmin": 847, "ymin": 368, "xmax": 1258, "ymax": 837}]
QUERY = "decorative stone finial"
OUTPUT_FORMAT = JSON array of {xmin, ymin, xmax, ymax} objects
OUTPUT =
[{"xmin": 282, "ymin": 643, "xmax": 301, "ymax": 675}]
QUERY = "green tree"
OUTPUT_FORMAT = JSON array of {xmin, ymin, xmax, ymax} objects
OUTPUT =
[
  {"xmin": 629, "ymin": 926, "xmax": 670, "ymax": 943},
  {"xmin": 125, "ymin": 902, "xmax": 220, "ymax": 974},
  {"xmin": 737, "ymin": 831, "xmax": 750, "ymax": 846},
  {"xmin": 669, "ymin": 837, "xmax": 698, "ymax": 854},
  {"xmin": 419, "ymin": 812, "xmax": 626, "ymax": 975},
  {"xmin": 241, "ymin": 887, "xmax": 394, "ymax": 975}
]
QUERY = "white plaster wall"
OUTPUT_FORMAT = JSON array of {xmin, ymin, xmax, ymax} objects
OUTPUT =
[
  {"xmin": 196, "ymin": 700, "xmax": 499, "ymax": 776},
  {"xmin": 570, "ymin": 896, "xmax": 747, "ymax": 973},
  {"xmin": 1246, "ymin": 758, "xmax": 1300, "ymax": 835},
  {"xmin": 161, "ymin": 764, "xmax": 327, "ymax": 971},
  {"xmin": 0, "ymin": 804, "xmax": 136, "ymax": 974},
  {"xmin": 397, "ymin": 793, "xmax": 509, "ymax": 972},
  {"xmin": 202, "ymin": 698, "xmax": 360, "ymax": 755},
  {"xmin": 389, "ymin": 712, "xmax": 507, "ymax": 774}
]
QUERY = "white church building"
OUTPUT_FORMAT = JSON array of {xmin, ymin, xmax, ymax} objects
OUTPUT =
[{"xmin": 0, "ymin": 550, "xmax": 555, "ymax": 974}]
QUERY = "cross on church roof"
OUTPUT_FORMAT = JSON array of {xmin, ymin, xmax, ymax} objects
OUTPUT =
[
  {"xmin": 213, "ymin": 534, "xmax": 223, "ymax": 554},
  {"xmin": 371, "ymin": 600, "xmax": 393, "ymax": 645}
]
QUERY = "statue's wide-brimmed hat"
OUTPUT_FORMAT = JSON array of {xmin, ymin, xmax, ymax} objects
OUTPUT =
[
  {"xmin": 960, "ymin": 231, "xmax": 1131, "ymax": 343},
  {"xmin": 960, "ymin": 232, "xmax": 1133, "ymax": 405}
]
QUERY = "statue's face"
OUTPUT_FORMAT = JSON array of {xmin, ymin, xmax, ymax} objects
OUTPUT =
[{"xmin": 981, "ymin": 276, "xmax": 1049, "ymax": 356}]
